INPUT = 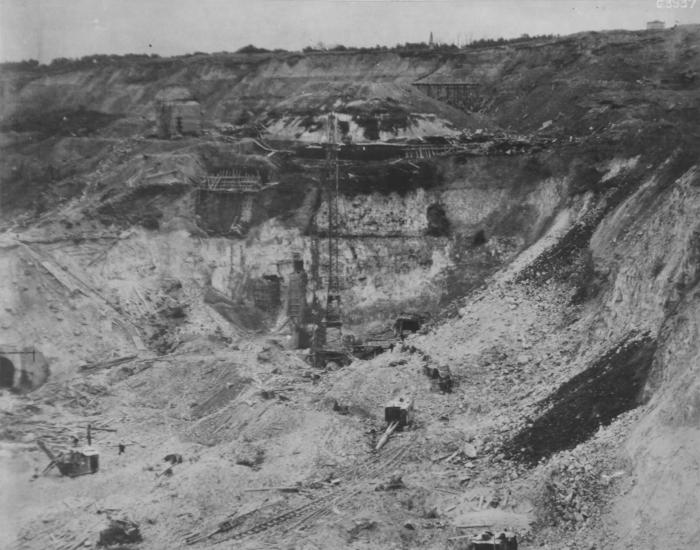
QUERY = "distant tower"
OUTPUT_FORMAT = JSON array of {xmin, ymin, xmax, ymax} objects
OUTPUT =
[{"xmin": 429, "ymin": 31, "xmax": 434, "ymax": 47}]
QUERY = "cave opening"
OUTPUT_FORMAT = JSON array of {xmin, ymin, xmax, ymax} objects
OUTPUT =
[
  {"xmin": 472, "ymin": 229, "xmax": 487, "ymax": 247},
  {"xmin": 0, "ymin": 356, "xmax": 15, "ymax": 388},
  {"xmin": 426, "ymin": 203, "xmax": 450, "ymax": 236},
  {"xmin": 394, "ymin": 316, "xmax": 422, "ymax": 338}
]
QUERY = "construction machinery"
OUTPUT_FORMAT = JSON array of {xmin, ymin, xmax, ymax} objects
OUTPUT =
[
  {"xmin": 37, "ymin": 426, "xmax": 99, "ymax": 477},
  {"xmin": 423, "ymin": 363, "xmax": 454, "ymax": 393},
  {"xmin": 384, "ymin": 393, "xmax": 414, "ymax": 428},
  {"xmin": 375, "ymin": 393, "xmax": 414, "ymax": 451},
  {"xmin": 309, "ymin": 113, "xmax": 352, "ymax": 368},
  {"xmin": 466, "ymin": 531, "xmax": 518, "ymax": 550}
]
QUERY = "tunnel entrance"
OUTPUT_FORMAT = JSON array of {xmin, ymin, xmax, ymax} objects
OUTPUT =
[
  {"xmin": 394, "ymin": 314, "xmax": 424, "ymax": 339},
  {"xmin": 425, "ymin": 203, "xmax": 450, "ymax": 236},
  {"xmin": 0, "ymin": 356, "xmax": 15, "ymax": 388}
]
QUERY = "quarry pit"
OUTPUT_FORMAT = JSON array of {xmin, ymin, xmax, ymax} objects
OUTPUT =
[{"xmin": 1, "ymin": 26, "xmax": 700, "ymax": 550}]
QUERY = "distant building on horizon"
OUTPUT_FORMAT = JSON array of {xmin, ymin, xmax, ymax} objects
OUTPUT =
[{"xmin": 646, "ymin": 20, "xmax": 665, "ymax": 31}]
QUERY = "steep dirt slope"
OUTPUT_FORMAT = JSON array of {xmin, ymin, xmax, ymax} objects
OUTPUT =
[
  {"xmin": 2, "ymin": 26, "xmax": 699, "ymax": 138},
  {"xmin": 409, "ymin": 156, "xmax": 700, "ymax": 548},
  {"xmin": 0, "ymin": 51, "xmax": 477, "ymax": 137},
  {"xmin": 586, "ymin": 162, "xmax": 700, "ymax": 548},
  {"xmin": 3, "ymin": 154, "xmax": 697, "ymax": 550}
]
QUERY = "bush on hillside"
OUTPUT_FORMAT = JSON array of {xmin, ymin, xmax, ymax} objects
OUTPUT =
[{"xmin": 236, "ymin": 45, "xmax": 270, "ymax": 54}]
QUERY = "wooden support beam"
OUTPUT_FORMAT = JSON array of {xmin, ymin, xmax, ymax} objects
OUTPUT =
[{"xmin": 375, "ymin": 420, "xmax": 399, "ymax": 451}]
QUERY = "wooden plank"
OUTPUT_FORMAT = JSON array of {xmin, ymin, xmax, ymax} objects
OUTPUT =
[
  {"xmin": 243, "ymin": 486, "xmax": 301, "ymax": 493},
  {"xmin": 144, "ymin": 169, "xmax": 179, "ymax": 180},
  {"xmin": 79, "ymin": 355, "xmax": 137, "ymax": 371},
  {"xmin": 375, "ymin": 420, "xmax": 399, "ymax": 451}
]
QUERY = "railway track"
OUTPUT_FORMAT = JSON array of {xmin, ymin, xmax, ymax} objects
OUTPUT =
[{"xmin": 184, "ymin": 435, "xmax": 416, "ymax": 545}]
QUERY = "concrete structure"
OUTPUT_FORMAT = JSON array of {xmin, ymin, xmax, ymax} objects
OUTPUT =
[
  {"xmin": 287, "ymin": 271, "xmax": 308, "ymax": 321},
  {"xmin": 251, "ymin": 276, "xmax": 281, "ymax": 312},
  {"xmin": 286, "ymin": 254, "xmax": 309, "ymax": 349},
  {"xmin": 0, "ymin": 347, "xmax": 49, "ymax": 392},
  {"xmin": 155, "ymin": 87, "xmax": 202, "ymax": 139},
  {"xmin": 646, "ymin": 20, "xmax": 665, "ymax": 30},
  {"xmin": 156, "ymin": 101, "xmax": 202, "ymax": 138}
]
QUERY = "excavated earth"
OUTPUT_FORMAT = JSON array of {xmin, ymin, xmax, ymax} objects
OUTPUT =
[{"xmin": 1, "ymin": 27, "xmax": 700, "ymax": 550}]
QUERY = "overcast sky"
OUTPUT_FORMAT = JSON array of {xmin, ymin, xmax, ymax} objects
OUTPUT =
[{"xmin": 1, "ymin": 0, "xmax": 699, "ymax": 63}]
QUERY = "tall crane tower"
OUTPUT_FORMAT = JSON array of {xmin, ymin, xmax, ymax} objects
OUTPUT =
[
  {"xmin": 310, "ymin": 113, "xmax": 346, "ymax": 366},
  {"xmin": 324, "ymin": 113, "xmax": 342, "ymax": 334}
]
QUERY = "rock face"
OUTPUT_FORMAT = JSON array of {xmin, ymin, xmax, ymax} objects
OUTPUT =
[{"xmin": 587, "ymin": 164, "xmax": 700, "ymax": 548}]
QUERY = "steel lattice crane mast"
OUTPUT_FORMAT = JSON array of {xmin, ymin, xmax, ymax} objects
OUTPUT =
[
  {"xmin": 324, "ymin": 113, "xmax": 342, "ymax": 333},
  {"xmin": 310, "ymin": 113, "xmax": 349, "ymax": 367}
]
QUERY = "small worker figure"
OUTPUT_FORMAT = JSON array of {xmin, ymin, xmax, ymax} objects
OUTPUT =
[
  {"xmin": 118, "ymin": 443, "xmax": 126, "ymax": 455},
  {"xmin": 87, "ymin": 424, "xmax": 92, "ymax": 446},
  {"xmin": 71, "ymin": 436, "xmax": 79, "ymax": 447}
]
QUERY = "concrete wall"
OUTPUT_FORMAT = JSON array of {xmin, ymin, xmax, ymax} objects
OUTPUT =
[
  {"xmin": 0, "ymin": 347, "xmax": 49, "ymax": 392},
  {"xmin": 156, "ymin": 100, "xmax": 202, "ymax": 138}
]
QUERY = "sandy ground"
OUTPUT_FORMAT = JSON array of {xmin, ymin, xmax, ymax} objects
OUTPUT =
[
  {"xmin": 3, "ymin": 27, "xmax": 700, "ymax": 550},
  {"xmin": 0, "ymin": 226, "xmax": 638, "ymax": 550}
]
